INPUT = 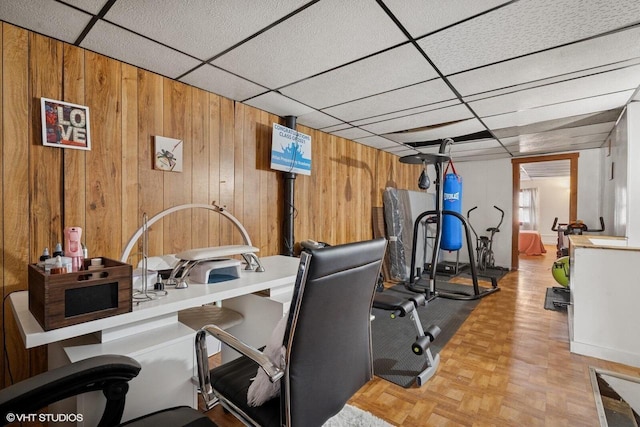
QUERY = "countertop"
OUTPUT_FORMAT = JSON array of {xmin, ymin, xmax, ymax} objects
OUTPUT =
[{"xmin": 569, "ymin": 235, "xmax": 640, "ymax": 251}]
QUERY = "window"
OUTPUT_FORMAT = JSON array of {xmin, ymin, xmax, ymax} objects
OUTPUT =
[{"xmin": 519, "ymin": 188, "xmax": 538, "ymax": 230}]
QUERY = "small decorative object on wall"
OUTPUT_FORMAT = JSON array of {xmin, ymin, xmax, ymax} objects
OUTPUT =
[
  {"xmin": 610, "ymin": 162, "xmax": 615, "ymax": 181},
  {"xmin": 41, "ymin": 98, "xmax": 91, "ymax": 150},
  {"xmin": 154, "ymin": 136, "xmax": 183, "ymax": 172}
]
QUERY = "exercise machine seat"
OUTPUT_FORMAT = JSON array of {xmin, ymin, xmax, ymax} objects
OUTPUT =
[{"xmin": 372, "ymin": 291, "xmax": 440, "ymax": 386}]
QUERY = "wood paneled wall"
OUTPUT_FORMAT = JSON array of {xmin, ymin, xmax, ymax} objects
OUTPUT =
[{"xmin": 0, "ymin": 23, "xmax": 419, "ymax": 386}]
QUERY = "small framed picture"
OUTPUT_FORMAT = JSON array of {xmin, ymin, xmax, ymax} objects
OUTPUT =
[
  {"xmin": 154, "ymin": 136, "xmax": 183, "ymax": 172},
  {"xmin": 41, "ymin": 98, "xmax": 91, "ymax": 150}
]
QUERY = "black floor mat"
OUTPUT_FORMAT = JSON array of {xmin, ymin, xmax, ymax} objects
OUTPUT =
[
  {"xmin": 544, "ymin": 287, "xmax": 570, "ymax": 310},
  {"xmin": 371, "ymin": 284, "xmax": 480, "ymax": 388},
  {"xmin": 457, "ymin": 265, "xmax": 510, "ymax": 282}
]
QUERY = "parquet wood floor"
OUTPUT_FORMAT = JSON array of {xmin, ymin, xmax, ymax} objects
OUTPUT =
[{"xmin": 205, "ymin": 247, "xmax": 640, "ymax": 426}]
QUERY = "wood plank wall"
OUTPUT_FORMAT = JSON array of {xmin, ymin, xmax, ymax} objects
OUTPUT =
[{"xmin": 0, "ymin": 23, "xmax": 419, "ymax": 386}]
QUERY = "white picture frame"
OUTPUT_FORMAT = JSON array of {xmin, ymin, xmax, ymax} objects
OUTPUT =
[
  {"xmin": 154, "ymin": 136, "xmax": 183, "ymax": 172},
  {"xmin": 41, "ymin": 98, "xmax": 91, "ymax": 151}
]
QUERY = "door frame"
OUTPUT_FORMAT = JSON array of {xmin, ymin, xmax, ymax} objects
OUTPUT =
[{"xmin": 511, "ymin": 153, "xmax": 579, "ymax": 270}]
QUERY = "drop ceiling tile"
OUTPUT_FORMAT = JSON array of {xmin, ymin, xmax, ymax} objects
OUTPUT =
[
  {"xmin": 81, "ymin": 20, "xmax": 201, "ymax": 79},
  {"xmin": 499, "ymin": 136, "xmax": 522, "ymax": 146},
  {"xmin": 64, "ymin": 0, "xmax": 109, "ymax": 15},
  {"xmin": 450, "ymin": 139, "xmax": 504, "ymax": 151},
  {"xmin": 462, "ymin": 59, "xmax": 640, "ymax": 103},
  {"xmin": 414, "ymin": 146, "xmax": 440, "ymax": 155},
  {"xmin": 419, "ymin": 0, "xmax": 640, "ymax": 74},
  {"xmin": 455, "ymin": 152, "xmax": 512, "ymax": 162},
  {"xmin": 483, "ymin": 90, "xmax": 634, "ymax": 130},
  {"xmin": 296, "ymin": 111, "xmax": 343, "ymax": 129},
  {"xmin": 492, "ymin": 109, "xmax": 621, "ymax": 138},
  {"xmin": 506, "ymin": 133, "xmax": 607, "ymax": 155},
  {"xmin": 361, "ymin": 103, "xmax": 472, "ymax": 135},
  {"xmin": 280, "ymin": 44, "xmax": 438, "ymax": 109},
  {"xmin": 243, "ymin": 92, "xmax": 315, "ymax": 117},
  {"xmin": 321, "ymin": 123, "xmax": 352, "ymax": 133},
  {"xmin": 212, "ymin": 0, "xmax": 407, "ymax": 88},
  {"xmin": 180, "ymin": 64, "xmax": 266, "ymax": 101},
  {"xmin": 105, "ymin": 0, "xmax": 308, "ymax": 60},
  {"xmin": 385, "ymin": 0, "xmax": 511, "ymax": 38},
  {"xmin": 447, "ymin": 147, "xmax": 510, "ymax": 158},
  {"xmin": 323, "ymin": 79, "xmax": 457, "ymax": 123},
  {"xmin": 452, "ymin": 25, "xmax": 640, "ymax": 96},
  {"xmin": 384, "ymin": 118, "xmax": 485, "ymax": 143},
  {"xmin": 386, "ymin": 147, "xmax": 419, "ymax": 157},
  {"xmin": 355, "ymin": 135, "xmax": 400, "ymax": 150},
  {"xmin": 545, "ymin": 122, "xmax": 614, "ymax": 139},
  {"xmin": 351, "ymin": 100, "xmax": 461, "ymax": 127},
  {"xmin": 469, "ymin": 64, "xmax": 640, "ymax": 117},
  {"xmin": 1, "ymin": 0, "xmax": 92, "ymax": 43},
  {"xmin": 331, "ymin": 127, "xmax": 373, "ymax": 140}
]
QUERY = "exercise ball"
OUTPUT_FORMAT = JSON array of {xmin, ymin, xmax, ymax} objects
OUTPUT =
[{"xmin": 551, "ymin": 256, "xmax": 570, "ymax": 287}]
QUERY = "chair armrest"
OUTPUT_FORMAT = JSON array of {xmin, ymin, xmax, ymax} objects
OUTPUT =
[
  {"xmin": 197, "ymin": 325, "xmax": 284, "ymax": 382},
  {"xmin": 195, "ymin": 325, "xmax": 284, "ymax": 410},
  {"xmin": 0, "ymin": 354, "xmax": 141, "ymax": 426}
]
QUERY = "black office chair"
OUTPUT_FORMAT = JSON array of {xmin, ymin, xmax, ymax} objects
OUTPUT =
[
  {"xmin": 0, "ymin": 354, "xmax": 216, "ymax": 427},
  {"xmin": 195, "ymin": 238, "xmax": 387, "ymax": 427}
]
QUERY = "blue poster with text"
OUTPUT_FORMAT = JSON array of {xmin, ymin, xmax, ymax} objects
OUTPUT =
[{"xmin": 270, "ymin": 123, "xmax": 311, "ymax": 175}]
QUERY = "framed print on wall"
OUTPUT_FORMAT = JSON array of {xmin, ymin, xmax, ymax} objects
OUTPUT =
[
  {"xmin": 41, "ymin": 98, "xmax": 91, "ymax": 150},
  {"xmin": 154, "ymin": 136, "xmax": 183, "ymax": 172}
]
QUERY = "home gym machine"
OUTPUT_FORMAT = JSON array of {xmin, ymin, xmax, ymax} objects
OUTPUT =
[
  {"xmin": 551, "ymin": 216, "xmax": 605, "ymax": 257},
  {"xmin": 548, "ymin": 217, "xmax": 605, "ymax": 308},
  {"xmin": 301, "ymin": 239, "xmax": 441, "ymax": 386},
  {"xmin": 372, "ymin": 292, "xmax": 441, "ymax": 386},
  {"xmin": 400, "ymin": 139, "xmax": 499, "ymax": 301}
]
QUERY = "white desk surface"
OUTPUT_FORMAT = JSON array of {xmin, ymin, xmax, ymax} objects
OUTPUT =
[{"xmin": 10, "ymin": 255, "xmax": 300, "ymax": 349}]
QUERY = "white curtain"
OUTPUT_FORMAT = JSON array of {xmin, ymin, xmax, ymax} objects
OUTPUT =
[{"xmin": 519, "ymin": 188, "xmax": 539, "ymax": 230}]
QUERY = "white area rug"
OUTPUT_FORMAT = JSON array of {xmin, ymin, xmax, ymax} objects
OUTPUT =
[{"xmin": 323, "ymin": 404, "xmax": 394, "ymax": 427}]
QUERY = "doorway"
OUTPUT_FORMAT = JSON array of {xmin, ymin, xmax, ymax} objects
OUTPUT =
[{"xmin": 511, "ymin": 153, "xmax": 578, "ymax": 270}]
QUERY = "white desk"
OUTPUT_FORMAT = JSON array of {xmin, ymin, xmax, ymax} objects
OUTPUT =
[{"xmin": 9, "ymin": 255, "xmax": 299, "ymax": 425}]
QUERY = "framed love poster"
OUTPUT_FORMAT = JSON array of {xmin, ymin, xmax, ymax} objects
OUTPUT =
[{"xmin": 41, "ymin": 98, "xmax": 91, "ymax": 150}]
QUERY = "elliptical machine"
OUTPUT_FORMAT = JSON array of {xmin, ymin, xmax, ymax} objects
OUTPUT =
[{"xmin": 467, "ymin": 206, "xmax": 505, "ymax": 271}]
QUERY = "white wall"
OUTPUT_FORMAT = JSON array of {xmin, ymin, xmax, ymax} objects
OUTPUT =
[
  {"xmin": 521, "ymin": 177, "xmax": 570, "ymax": 245},
  {"xmin": 602, "ymin": 109, "xmax": 628, "ymax": 236},
  {"xmin": 627, "ymin": 101, "xmax": 640, "ymax": 246},
  {"xmin": 431, "ymin": 158, "xmax": 513, "ymax": 269},
  {"xmin": 600, "ymin": 102, "xmax": 640, "ymax": 243},
  {"xmin": 577, "ymin": 148, "xmax": 603, "ymax": 227}
]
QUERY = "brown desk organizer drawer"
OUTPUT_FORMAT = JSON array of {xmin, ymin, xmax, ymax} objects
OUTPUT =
[{"xmin": 28, "ymin": 257, "xmax": 132, "ymax": 331}]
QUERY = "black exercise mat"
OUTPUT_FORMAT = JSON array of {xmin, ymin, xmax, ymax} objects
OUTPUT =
[
  {"xmin": 371, "ymin": 285, "xmax": 480, "ymax": 388},
  {"xmin": 408, "ymin": 276, "xmax": 495, "ymax": 297},
  {"xmin": 457, "ymin": 265, "xmax": 510, "ymax": 282},
  {"xmin": 544, "ymin": 287, "xmax": 570, "ymax": 311}
]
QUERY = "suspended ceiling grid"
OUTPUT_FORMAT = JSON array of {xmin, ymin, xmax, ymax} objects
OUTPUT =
[{"xmin": 2, "ymin": 0, "xmax": 640, "ymax": 162}]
